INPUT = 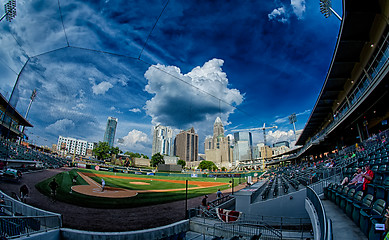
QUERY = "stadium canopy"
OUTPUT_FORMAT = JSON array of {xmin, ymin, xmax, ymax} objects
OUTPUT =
[
  {"xmin": 0, "ymin": 93, "xmax": 33, "ymax": 139},
  {"xmin": 297, "ymin": 0, "xmax": 382, "ymax": 147}
]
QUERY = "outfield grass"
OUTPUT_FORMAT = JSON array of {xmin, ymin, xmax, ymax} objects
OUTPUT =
[{"xmin": 35, "ymin": 169, "xmax": 238, "ymax": 209}]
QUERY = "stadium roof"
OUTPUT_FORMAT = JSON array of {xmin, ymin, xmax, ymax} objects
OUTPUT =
[
  {"xmin": 0, "ymin": 93, "xmax": 33, "ymax": 127},
  {"xmin": 297, "ymin": 0, "xmax": 381, "ymax": 146}
]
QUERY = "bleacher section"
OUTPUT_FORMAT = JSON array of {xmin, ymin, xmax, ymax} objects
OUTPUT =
[
  {"xmin": 323, "ymin": 140, "xmax": 389, "ymax": 240},
  {"xmin": 0, "ymin": 139, "xmax": 70, "ymax": 170}
]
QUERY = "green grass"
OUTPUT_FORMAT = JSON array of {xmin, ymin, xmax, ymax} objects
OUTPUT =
[{"xmin": 35, "ymin": 169, "xmax": 237, "ymax": 209}]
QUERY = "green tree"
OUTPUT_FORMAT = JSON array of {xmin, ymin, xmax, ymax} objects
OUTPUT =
[
  {"xmin": 177, "ymin": 159, "xmax": 186, "ymax": 168},
  {"xmin": 92, "ymin": 142, "xmax": 111, "ymax": 160},
  {"xmin": 110, "ymin": 147, "xmax": 121, "ymax": 156},
  {"xmin": 221, "ymin": 167, "xmax": 227, "ymax": 171},
  {"xmin": 150, "ymin": 153, "xmax": 165, "ymax": 167},
  {"xmin": 141, "ymin": 154, "xmax": 149, "ymax": 159},
  {"xmin": 198, "ymin": 160, "xmax": 218, "ymax": 171}
]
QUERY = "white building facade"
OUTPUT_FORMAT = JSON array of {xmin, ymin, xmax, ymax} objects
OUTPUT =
[
  {"xmin": 152, "ymin": 125, "xmax": 174, "ymax": 156},
  {"xmin": 57, "ymin": 136, "xmax": 94, "ymax": 156}
]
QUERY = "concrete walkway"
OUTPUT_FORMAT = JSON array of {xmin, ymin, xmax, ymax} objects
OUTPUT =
[{"xmin": 321, "ymin": 197, "xmax": 367, "ymax": 240}]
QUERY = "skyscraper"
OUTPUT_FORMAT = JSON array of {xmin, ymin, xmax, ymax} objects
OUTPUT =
[
  {"xmin": 213, "ymin": 117, "xmax": 224, "ymax": 138},
  {"xmin": 152, "ymin": 125, "xmax": 174, "ymax": 156},
  {"xmin": 174, "ymin": 127, "xmax": 198, "ymax": 162},
  {"xmin": 205, "ymin": 117, "xmax": 233, "ymax": 169},
  {"xmin": 233, "ymin": 131, "xmax": 253, "ymax": 165},
  {"xmin": 103, "ymin": 117, "xmax": 118, "ymax": 147}
]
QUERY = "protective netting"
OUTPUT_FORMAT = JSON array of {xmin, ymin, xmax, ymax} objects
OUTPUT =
[{"xmin": 0, "ymin": 0, "xmax": 252, "ymax": 152}]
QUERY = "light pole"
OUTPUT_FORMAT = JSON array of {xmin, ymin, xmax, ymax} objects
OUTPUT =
[
  {"xmin": 20, "ymin": 89, "xmax": 37, "ymax": 144},
  {"xmin": 289, "ymin": 113, "xmax": 297, "ymax": 141},
  {"xmin": 320, "ymin": 0, "xmax": 342, "ymax": 21},
  {"xmin": 0, "ymin": 0, "xmax": 16, "ymax": 23}
]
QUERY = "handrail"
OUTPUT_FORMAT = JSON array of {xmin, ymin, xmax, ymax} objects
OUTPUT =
[
  {"xmin": 0, "ymin": 190, "xmax": 62, "ymax": 239},
  {"xmin": 306, "ymin": 186, "xmax": 332, "ymax": 240}
]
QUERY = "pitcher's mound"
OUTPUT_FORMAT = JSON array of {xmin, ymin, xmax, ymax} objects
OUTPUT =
[{"xmin": 71, "ymin": 185, "xmax": 138, "ymax": 198}]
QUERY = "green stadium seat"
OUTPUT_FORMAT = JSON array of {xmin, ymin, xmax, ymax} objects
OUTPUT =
[
  {"xmin": 352, "ymin": 194, "xmax": 374, "ymax": 225},
  {"xmin": 359, "ymin": 199, "xmax": 385, "ymax": 237},
  {"xmin": 340, "ymin": 188, "xmax": 355, "ymax": 213},
  {"xmin": 346, "ymin": 191, "xmax": 363, "ymax": 218}
]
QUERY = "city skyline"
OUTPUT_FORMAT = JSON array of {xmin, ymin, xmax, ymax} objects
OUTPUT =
[{"xmin": 0, "ymin": 0, "xmax": 342, "ymax": 156}]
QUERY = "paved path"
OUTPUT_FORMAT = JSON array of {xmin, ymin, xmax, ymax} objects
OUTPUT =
[{"xmin": 321, "ymin": 197, "xmax": 368, "ymax": 240}]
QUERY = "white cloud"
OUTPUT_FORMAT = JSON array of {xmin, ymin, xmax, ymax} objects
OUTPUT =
[
  {"xmin": 92, "ymin": 81, "xmax": 113, "ymax": 95},
  {"xmin": 291, "ymin": 0, "xmax": 306, "ymax": 19},
  {"xmin": 117, "ymin": 129, "xmax": 150, "ymax": 152},
  {"xmin": 268, "ymin": 0, "xmax": 306, "ymax": 23},
  {"xmin": 45, "ymin": 119, "xmax": 75, "ymax": 133},
  {"xmin": 144, "ymin": 59, "xmax": 243, "ymax": 129},
  {"xmin": 266, "ymin": 129, "xmax": 297, "ymax": 147},
  {"xmin": 274, "ymin": 109, "xmax": 311, "ymax": 124},
  {"xmin": 72, "ymin": 103, "xmax": 86, "ymax": 111},
  {"xmin": 268, "ymin": 7, "xmax": 288, "ymax": 23},
  {"xmin": 129, "ymin": 108, "xmax": 141, "ymax": 113},
  {"xmin": 110, "ymin": 106, "xmax": 122, "ymax": 114}
]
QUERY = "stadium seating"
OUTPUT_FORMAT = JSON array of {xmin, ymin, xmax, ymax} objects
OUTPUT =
[
  {"xmin": 340, "ymin": 188, "xmax": 355, "ymax": 213},
  {"xmin": 0, "ymin": 139, "xmax": 71, "ymax": 171},
  {"xmin": 359, "ymin": 199, "xmax": 386, "ymax": 236}
]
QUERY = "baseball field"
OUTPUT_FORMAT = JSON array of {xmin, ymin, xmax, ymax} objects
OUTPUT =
[{"xmin": 35, "ymin": 169, "xmax": 239, "ymax": 208}]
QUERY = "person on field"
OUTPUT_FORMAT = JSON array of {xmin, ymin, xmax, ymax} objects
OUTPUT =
[
  {"xmin": 19, "ymin": 184, "xmax": 29, "ymax": 203},
  {"xmin": 49, "ymin": 178, "xmax": 59, "ymax": 201},
  {"xmin": 101, "ymin": 178, "xmax": 105, "ymax": 192}
]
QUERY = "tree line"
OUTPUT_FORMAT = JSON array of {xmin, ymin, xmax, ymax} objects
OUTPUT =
[{"xmin": 92, "ymin": 141, "xmax": 225, "ymax": 171}]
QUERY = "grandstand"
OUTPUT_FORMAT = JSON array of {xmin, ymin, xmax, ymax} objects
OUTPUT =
[
  {"xmin": 1, "ymin": 0, "xmax": 389, "ymax": 240},
  {"xmin": 0, "ymin": 93, "xmax": 32, "ymax": 142}
]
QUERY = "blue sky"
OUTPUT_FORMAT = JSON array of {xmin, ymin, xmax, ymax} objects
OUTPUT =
[{"xmin": 0, "ymin": 0, "xmax": 342, "ymax": 156}]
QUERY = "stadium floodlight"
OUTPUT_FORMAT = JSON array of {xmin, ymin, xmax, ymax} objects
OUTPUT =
[
  {"xmin": 319, "ymin": 0, "xmax": 342, "ymax": 21},
  {"xmin": 288, "ymin": 113, "xmax": 297, "ymax": 140},
  {"xmin": 0, "ymin": 0, "xmax": 16, "ymax": 23}
]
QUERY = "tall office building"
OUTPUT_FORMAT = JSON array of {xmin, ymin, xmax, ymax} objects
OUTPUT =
[
  {"xmin": 205, "ymin": 117, "xmax": 233, "ymax": 169},
  {"xmin": 213, "ymin": 117, "xmax": 224, "ymax": 139},
  {"xmin": 174, "ymin": 127, "xmax": 198, "ymax": 162},
  {"xmin": 103, "ymin": 117, "xmax": 118, "ymax": 147},
  {"xmin": 233, "ymin": 131, "xmax": 253, "ymax": 165},
  {"xmin": 152, "ymin": 125, "xmax": 174, "ymax": 156}
]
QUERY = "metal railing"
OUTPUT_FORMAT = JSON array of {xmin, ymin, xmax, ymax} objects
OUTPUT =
[
  {"xmin": 213, "ymin": 220, "xmax": 282, "ymax": 240},
  {"xmin": 0, "ymin": 215, "xmax": 61, "ymax": 239},
  {"xmin": 306, "ymin": 186, "xmax": 332, "ymax": 240},
  {"xmin": 189, "ymin": 207, "xmax": 312, "ymax": 239},
  {"xmin": 0, "ymin": 190, "xmax": 62, "ymax": 239}
]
